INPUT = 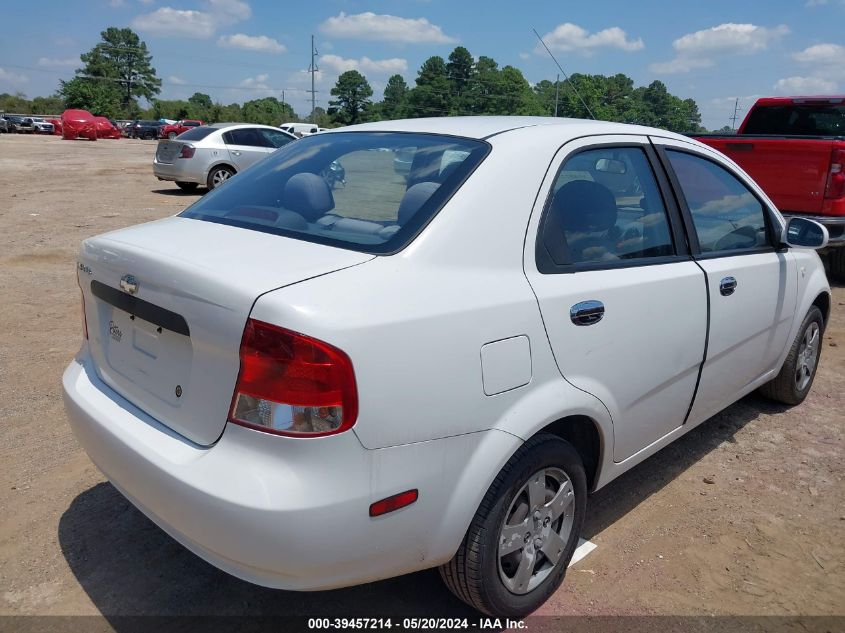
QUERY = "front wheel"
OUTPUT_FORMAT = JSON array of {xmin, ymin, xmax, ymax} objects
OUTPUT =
[
  {"xmin": 440, "ymin": 434, "xmax": 586, "ymax": 618},
  {"xmin": 758, "ymin": 306, "xmax": 824, "ymax": 405}
]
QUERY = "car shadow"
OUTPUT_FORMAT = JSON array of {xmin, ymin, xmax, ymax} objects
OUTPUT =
[
  {"xmin": 151, "ymin": 188, "xmax": 206, "ymax": 197},
  {"xmin": 58, "ymin": 393, "xmax": 786, "ymax": 627}
]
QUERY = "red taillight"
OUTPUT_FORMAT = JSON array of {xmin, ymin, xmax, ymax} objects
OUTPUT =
[
  {"xmin": 825, "ymin": 148, "xmax": 845, "ymax": 200},
  {"xmin": 369, "ymin": 490, "xmax": 419, "ymax": 517},
  {"xmin": 228, "ymin": 319, "xmax": 358, "ymax": 437},
  {"xmin": 179, "ymin": 145, "xmax": 195, "ymax": 159}
]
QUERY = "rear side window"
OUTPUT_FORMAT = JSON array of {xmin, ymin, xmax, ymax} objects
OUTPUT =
[
  {"xmin": 541, "ymin": 147, "xmax": 675, "ymax": 266},
  {"xmin": 180, "ymin": 132, "xmax": 489, "ymax": 254},
  {"xmin": 743, "ymin": 104, "xmax": 845, "ymax": 136},
  {"xmin": 177, "ymin": 126, "xmax": 215, "ymax": 141},
  {"xmin": 223, "ymin": 128, "xmax": 267, "ymax": 147},
  {"xmin": 666, "ymin": 150, "xmax": 770, "ymax": 254}
]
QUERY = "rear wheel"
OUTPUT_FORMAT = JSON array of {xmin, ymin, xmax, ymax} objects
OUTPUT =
[
  {"xmin": 758, "ymin": 306, "xmax": 824, "ymax": 405},
  {"xmin": 439, "ymin": 434, "xmax": 586, "ymax": 618},
  {"xmin": 827, "ymin": 248, "xmax": 845, "ymax": 282},
  {"xmin": 176, "ymin": 181, "xmax": 199, "ymax": 192},
  {"xmin": 207, "ymin": 165, "xmax": 235, "ymax": 190}
]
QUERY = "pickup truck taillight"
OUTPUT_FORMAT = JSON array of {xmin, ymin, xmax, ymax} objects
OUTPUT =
[
  {"xmin": 179, "ymin": 145, "xmax": 195, "ymax": 159},
  {"xmin": 228, "ymin": 319, "xmax": 358, "ymax": 437},
  {"xmin": 825, "ymin": 148, "xmax": 845, "ymax": 200}
]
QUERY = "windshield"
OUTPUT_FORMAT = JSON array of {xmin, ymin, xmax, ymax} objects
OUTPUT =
[
  {"xmin": 743, "ymin": 104, "xmax": 845, "ymax": 136},
  {"xmin": 180, "ymin": 131, "xmax": 489, "ymax": 254}
]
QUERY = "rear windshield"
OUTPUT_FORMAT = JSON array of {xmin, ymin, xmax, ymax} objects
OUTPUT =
[
  {"xmin": 180, "ymin": 132, "xmax": 489, "ymax": 254},
  {"xmin": 743, "ymin": 104, "xmax": 845, "ymax": 136},
  {"xmin": 177, "ymin": 126, "xmax": 216, "ymax": 141}
]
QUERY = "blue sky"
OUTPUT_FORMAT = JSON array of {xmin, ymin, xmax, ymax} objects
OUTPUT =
[{"xmin": 0, "ymin": 0, "xmax": 841, "ymax": 127}]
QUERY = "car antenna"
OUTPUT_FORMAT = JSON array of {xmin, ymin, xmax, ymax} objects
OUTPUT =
[{"xmin": 532, "ymin": 27, "xmax": 596, "ymax": 120}]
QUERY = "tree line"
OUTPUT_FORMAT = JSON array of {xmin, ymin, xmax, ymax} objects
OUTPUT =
[{"xmin": 3, "ymin": 27, "xmax": 710, "ymax": 134}]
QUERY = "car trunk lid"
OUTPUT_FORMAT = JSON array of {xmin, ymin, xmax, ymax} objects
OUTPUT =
[
  {"xmin": 155, "ymin": 140, "xmax": 184, "ymax": 165},
  {"xmin": 78, "ymin": 216, "xmax": 374, "ymax": 446}
]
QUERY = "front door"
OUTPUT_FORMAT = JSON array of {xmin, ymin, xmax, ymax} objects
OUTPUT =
[
  {"xmin": 525, "ymin": 137, "xmax": 707, "ymax": 462},
  {"xmin": 654, "ymin": 139, "xmax": 797, "ymax": 423}
]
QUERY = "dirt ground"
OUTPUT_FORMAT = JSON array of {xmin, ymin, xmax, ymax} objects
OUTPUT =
[{"xmin": 0, "ymin": 134, "xmax": 843, "ymax": 625}]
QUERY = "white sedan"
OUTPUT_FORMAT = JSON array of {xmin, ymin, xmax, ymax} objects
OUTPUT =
[{"xmin": 64, "ymin": 117, "xmax": 830, "ymax": 617}]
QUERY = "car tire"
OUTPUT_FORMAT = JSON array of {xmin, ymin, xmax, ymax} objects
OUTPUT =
[
  {"xmin": 207, "ymin": 166, "xmax": 235, "ymax": 190},
  {"xmin": 439, "ymin": 433, "xmax": 587, "ymax": 618},
  {"xmin": 758, "ymin": 306, "xmax": 824, "ymax": 405},
  {"xmin": 176, "ymin": 181, "xmax": 199, "ymax": 192},
  {"xmin": 827, "ymin": 249, "xmax": 845, "ymax": 282},
  {"xmin": 168, "ymin": 132, "xmax": 177, "ymax": 140}
]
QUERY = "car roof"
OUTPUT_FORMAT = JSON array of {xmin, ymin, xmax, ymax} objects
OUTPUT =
[{"xmin": 323, "ymin": 116, "xmax": 692, "ymax": 142}]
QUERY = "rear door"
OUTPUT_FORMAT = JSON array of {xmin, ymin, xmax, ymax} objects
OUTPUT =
[
  {"xmin": 525, "ymin": 136, "xmax": 707, "ymax": 462},
  {"xmin": 222, "ymin": 127, "xmax": 275, "ymax": 171},
  {"xmin": 654, "ymin": 137, "xmax": 797, "ymax": 423}
]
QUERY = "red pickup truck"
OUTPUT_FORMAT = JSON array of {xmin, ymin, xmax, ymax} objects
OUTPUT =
[
  {"xmin": 159, "ymin": 119, "xmax": 204, "ymax": 139},
  {"xmin": 694, "ymin": 96, "xmax": 845, "ymax": 280}
]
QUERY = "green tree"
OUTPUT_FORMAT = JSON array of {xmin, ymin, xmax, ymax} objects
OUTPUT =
[
  {"xmin": 0, "ymin": 92, "xmax": 33, "ymax": 114},
  {"xmin": 31, "ymin": 95, "xmax": 65, "ymax": 115},
  {"xmin": 407, "ymin": 56, "xmax": 451, "ymax": 117},
  {"xmin": 329, "ymin": 70, "xmax": 373, "ymax": 125},
  {"xmin": 58, "ymin": 78, "xmax": 122, "ymax": 118},
  {"xmin": 380, "ymin": 74, "xmax": 409, "ymax": 120},
  {"xmin": 241, "ymin": 97, "xmax": 294, "ymax": 125}
]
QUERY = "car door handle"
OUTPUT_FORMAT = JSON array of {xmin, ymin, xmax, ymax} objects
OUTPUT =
[
  {"xmin": 719, "ymin": 276, "xmax": 737, "ymax": 296},
  {"xmin": 231, "ymin": 150, "xmax": 241, "ymax": 156},
  {"xmin": 570, "ymin": 300, "xmax": 605, "ymax": 326}
]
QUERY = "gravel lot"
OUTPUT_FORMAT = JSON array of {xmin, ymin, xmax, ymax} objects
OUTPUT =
[{"xmin": 0, "ymin": 134, "xmax": 843, "ymax": 625}]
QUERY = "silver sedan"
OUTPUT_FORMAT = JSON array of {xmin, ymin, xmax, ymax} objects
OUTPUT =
[{"xmin": 153, "ymin": 123, "xmax": 297, "ymax": 191}]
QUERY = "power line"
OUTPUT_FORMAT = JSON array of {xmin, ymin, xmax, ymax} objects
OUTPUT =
[{"xmin": 532, "ymin": 27, "xmax": 595, "ymax": 120}]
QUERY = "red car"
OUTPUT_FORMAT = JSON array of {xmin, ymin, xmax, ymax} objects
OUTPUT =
[
  {"xmin": 694, "ymin": 96, "xmax": 845, "ymax": 279},
  {"xmin": 93, "ymin": 117, "xmax": 121, "ymax": 139},
  {"xmin": 159, "ymin": 119, "xmax": 204, "ymax": 139}
]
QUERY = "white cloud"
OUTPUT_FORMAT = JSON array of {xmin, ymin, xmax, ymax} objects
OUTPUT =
[
  {"xmin": 240, "ymin": 73, "xmax": 270, "ymax": 90},
  {"xmin": 651, "ymin": 23, "xmax": 789, "ymax": 74},
  {"xmin": 37, "ymin": 57, "xmax": 78, "ymax": 69},
  {"xmin": 320, "ymin": 11, "xmax": 457, "ymax": 44},
  {"xmin": 793, "ymin": 43, "xmax": 844, "ymax": 64},
  {"xmin": 167, "ymin": 75, "xmax": 187, "ymax": 84},
  {"xmin": 320, "ymin": 54, "xmax": 407, "ymax": 75},
  {"xmin": 519, "ymin": 52, "xmax": 530, "ymax": 60},
  {"xmin": 0, "ymin": 68, "xmax": 28, "ymax": 85},
  {"xmin": 774, "ymin": 76, "xmax": 837, "ymax": 93},
  {"xmin": 218, "ymin": 33, "xmax": 286, "ymax": 53},
  {"xmin": 536, "ymin": 23, "xmax": 644, "ymax": 54},
  {"xmin": 132, "ymin": 8, "xmax": 217, "ymax": 38},
  {"xmin": 132, "ymin": 0, "xmax": 250, "ymax": 39}
]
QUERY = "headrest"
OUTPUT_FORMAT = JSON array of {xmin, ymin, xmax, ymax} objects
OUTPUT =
[
  {"xmin": 284, "ymin": 173, "xmax": 334, "ymax": 221},
  {"xmin": 552, "ymin": 180, "xmax": 617, "ymax": 232},
  {"xmin": 397, "ymin": 182, "xmax": 440, "ymax": 225}
]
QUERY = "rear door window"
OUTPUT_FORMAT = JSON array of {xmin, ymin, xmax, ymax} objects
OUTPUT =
[
  {"xmin": 541, "ymin": 146, "xmax": 675, "ymax": 266},
  {"xmin": 258, "ymin": 128, "xmax": 295, "ymax": 148},
  {"xmin": 665, "ymin": 150, "xmax": 771, "ymax": 254},
  {"xmin": 223, "ymin": 128, "xmax": 267, "ymax": 147},
  {"xmin": 743, "ymin": 104, "xmax": 845, "ymax": 136}
]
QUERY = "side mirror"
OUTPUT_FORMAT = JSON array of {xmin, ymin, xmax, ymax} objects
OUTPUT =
[{"xmin": 783, "ymin": 217, "xmax": 829, "ymax": 249}]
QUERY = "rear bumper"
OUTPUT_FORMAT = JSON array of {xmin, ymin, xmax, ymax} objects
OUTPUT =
[
  {"xmin": 63, "ymin": 350, "xmax": 513, "ymax": 590},
  {"xmin": 782, "ymin": 212, "xmax": 845, "ymax": 245},
  {"xmin": 152, "ymin": 158, "xmax": 203, "ymax": 184}
]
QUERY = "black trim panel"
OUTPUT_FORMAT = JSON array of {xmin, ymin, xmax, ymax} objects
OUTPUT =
[{"xmin": 91, "ymin": 280, "xmax": 190, "ymax": 337}]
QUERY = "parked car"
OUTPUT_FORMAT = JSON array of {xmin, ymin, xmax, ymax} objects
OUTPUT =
[
  {"xmin": 92, "ymin": 117, "xmax": 121, "ymax": 139},
  {"xmin": 279, "ymin": 121, "xmax": 320, "ymax": 137},
  {"xmin": 46, "ymin": 118, "xmax": 63, "ymax": 135},
  {"xmin": 0, "ymin": 117, "xmax": 10, "ymax": 133},
  {"xmin": 153, "ymin": 123, "xmax": 297, "ymax": 191},
  {"xmin": 30, "ymin": 117, "xmax": 55, "ymax": 134},
  {"xmin": 129, "ymin": 119, "xmax": 164, "ymax": 140},
  {"xmin": 159, "ymin": 119, "xmax": 204, "ymax": 140},
  {"xmin": 64, "ymin": 117, "xmax": 831, "ymax": 618},
  {"xmin": 7, "ymin": 116, "xmax": 35, "ymax": 133},
  {"xmin": 694, "ymin": 96, "xmax": 845, "ymax": 279},
  {"xmin": 61, "ymin": 109, "xmax": 98, "ymax": 141}
]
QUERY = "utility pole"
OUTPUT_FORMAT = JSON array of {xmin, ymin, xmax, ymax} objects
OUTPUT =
[
  {"xmin": 730, "ymin": 98, "xmax": 741, "ymax": 131},
  {"xmin": 554, "ymin": 73, "xmax": 560, "ymax": 117},
  {"xmin": 307, "ymin": 34, "xmax": 319, "ymax": 122}
]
